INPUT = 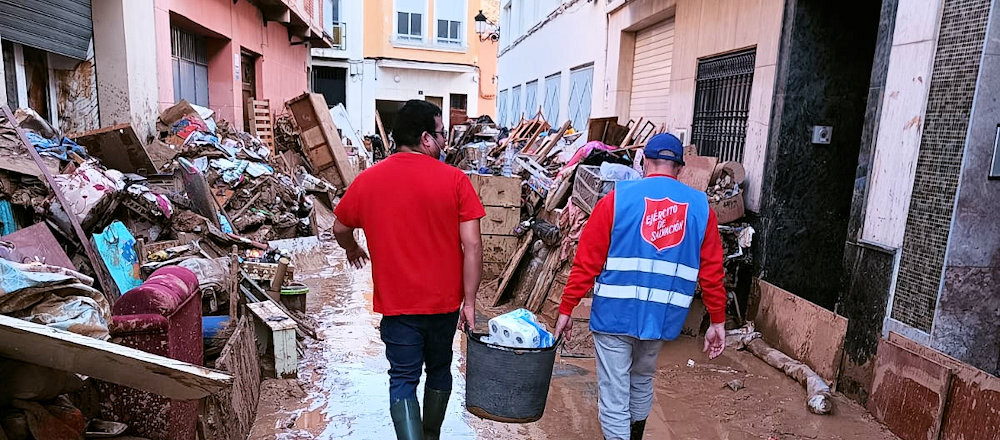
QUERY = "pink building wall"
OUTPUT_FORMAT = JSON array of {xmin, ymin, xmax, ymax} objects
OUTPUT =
[{"xmin": 153, "ymin": 0, "xmax": 314, "ymax": 130}]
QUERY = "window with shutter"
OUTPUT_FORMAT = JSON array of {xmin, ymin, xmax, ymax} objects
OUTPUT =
[
  {"xmin": 568, "ymin": 64, "xmax": 594, "ymax": 131},
  {"xmin": 544, "ymin": 73, "xmax": 561, "ymax": 124}
]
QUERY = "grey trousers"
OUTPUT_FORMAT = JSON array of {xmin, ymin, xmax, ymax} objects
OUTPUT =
[{"xmin": 593, "ymin": 332, "xmax": 665, "ymax": 440}]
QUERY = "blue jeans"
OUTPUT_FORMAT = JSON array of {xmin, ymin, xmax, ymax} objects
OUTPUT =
[{"xmin": 380, "ymin": 311, "xmax": 460, "ymax": 403}]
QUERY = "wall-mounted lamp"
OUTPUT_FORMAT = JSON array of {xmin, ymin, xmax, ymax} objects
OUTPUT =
[{"xmin": 475, "ymin": 10, "xmax": 499, "ymax": 42}]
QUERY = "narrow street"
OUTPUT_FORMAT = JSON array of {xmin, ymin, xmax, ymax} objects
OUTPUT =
[{"xmin": 249, "ymin": 241, "xmax": 900, "ymax": 440}]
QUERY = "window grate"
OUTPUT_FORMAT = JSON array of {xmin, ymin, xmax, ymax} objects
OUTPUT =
[{"xmin": 690, "ymin": 49, "xmax": 756, "ymax": 162}]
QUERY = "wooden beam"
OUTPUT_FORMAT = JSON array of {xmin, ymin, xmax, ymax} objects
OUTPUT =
[{"xmin": 0, "ymin": 314, "xmax": 231, "ymax": 400}]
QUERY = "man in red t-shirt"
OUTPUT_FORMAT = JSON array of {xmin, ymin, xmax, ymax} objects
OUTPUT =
[{"xmin": 332, "ymin": 100, "xmax": 485, "ymax": 440}]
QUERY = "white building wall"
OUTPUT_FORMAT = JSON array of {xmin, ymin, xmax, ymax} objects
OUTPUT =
[
  {"xmin": 312, "ymin": 0, "xmax": 365, "ymax": 135},
  {"xmin": 496, "ymin": 0, "xmax": 605, "ymax": 128},
  {"xmin": 861, "ymin": 0, "xmax": 946, "ymax": 247},
  {"xmin": 372, "ymin": 63, "xmax": 480, "ymax": 119}
]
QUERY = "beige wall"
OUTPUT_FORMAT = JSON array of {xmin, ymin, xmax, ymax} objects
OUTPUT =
[{"xmin": 602, "ymin": 0, "xmax": 784, "ymax": 211}]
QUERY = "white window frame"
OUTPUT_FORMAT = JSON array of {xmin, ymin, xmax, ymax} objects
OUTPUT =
[
  {"xmin": 510, "ymin": 84, "xmax": 522, "ymax": 125},
  {"xmin": 568, "ymin": 63, "xmax": 594, "ymax": 131},
  {"xmin": 497, "ymin": 88, "xmax": 509, "ymax": 127},
  {"xmin": 394, "ymin": 0, "xmax": 427, "ymax": 43},
  {"xmin": 1, "ymin": 40, "xmax": 60, "ymax": 129},
  {"xmin": 544, "ymin": 72, "xmax": 561, "ymax": 124},
  {"xmin": 434, "ymin": 0, "xmax": 466, "ymax": 48}
]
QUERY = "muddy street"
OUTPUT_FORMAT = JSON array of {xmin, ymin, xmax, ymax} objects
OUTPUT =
[{"xmin": 249, "ymin": 243, "xmax": 898, "ymax": 440}]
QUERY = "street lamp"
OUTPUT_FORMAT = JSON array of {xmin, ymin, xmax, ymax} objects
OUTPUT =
[{"xmin": 474, "ymin": 10, "xmax": 499, "ymax": 42}]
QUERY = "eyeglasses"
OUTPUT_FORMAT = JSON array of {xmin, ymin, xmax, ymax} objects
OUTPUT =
[{"xmin": 427, "ymin": 130, "xmax": 447, "ymax": 138}]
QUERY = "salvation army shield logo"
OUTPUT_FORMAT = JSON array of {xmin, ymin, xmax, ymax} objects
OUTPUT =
[{"xmin": 641, "ymin": 197, "xmax": 688, "ymax": 251}]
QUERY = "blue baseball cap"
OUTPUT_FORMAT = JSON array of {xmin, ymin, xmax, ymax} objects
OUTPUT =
[{"xmin": 643, "ymin": 133, "xmax": 685, "ymax": 165}]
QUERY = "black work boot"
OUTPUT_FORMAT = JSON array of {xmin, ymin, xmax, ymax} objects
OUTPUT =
[
  {"xmin": 422, "ymin": 388, "xmax": 450, "ymax": 440},
  {"xmin": 630, "ymin": 419, "xmax": 647, "ymax": 439},
  {"xmin": 390, "ymin": 398, "xmax": 423, "ymax": 440}
]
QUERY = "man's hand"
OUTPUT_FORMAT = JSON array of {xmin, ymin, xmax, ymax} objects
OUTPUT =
[
  {"xmin": 703, "ymin": 322, "xmax": 726, "ymax": 359},
  {"xmin": 554, "ymin": 313, "xmax": 574, "ymax": 342},
  {"xmin": 457, "ymin": 302, "xmax": 475, "ymax": 331},
  {"xmin": 345, "ymin": 245, "xmax": 369, "ymax": 269}
]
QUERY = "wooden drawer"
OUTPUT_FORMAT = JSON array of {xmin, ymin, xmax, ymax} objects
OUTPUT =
[
  {"xmin": 482, "ymin": 235, "xmax": 519, "ymax": 263},
  {"xmin": 469, "ymin": 174, "xmax": 521, "ymax": 207},
  {"xmin": 481, "ymin": 206, "xmax": 520, "ymax": 235}
]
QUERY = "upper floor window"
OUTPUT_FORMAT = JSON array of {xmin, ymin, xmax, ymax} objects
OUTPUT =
[
  {"xmin": 395, "ymin": 0, "xmax": 425, "ymax": 42},
  {"xmin": 435, "ymin": 0, "xmax": 465, "ymax": 47}
]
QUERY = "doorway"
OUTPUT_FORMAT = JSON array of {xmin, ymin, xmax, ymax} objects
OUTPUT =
[
  {"xmin": 241, "ymin": 50, "xmax": 258, "ymax": 130},
  {"xmin": 758, "ymin": 0, "xmax": 882, "ymax": 309},
  {"xmin": 313, "ymin": 66, "xmax": 347, "ymax": 108}
]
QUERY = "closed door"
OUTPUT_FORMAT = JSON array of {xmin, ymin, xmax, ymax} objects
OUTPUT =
[{"xmin": 629, "ymin": 19, "xmax": 674, "ymax": 126}]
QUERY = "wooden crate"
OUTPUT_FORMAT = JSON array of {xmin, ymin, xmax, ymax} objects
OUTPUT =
[
  {"xmin": 285, "ymin": 93, "xmax": 357, "ymax": 191},
  {"xmin": 481, "ymin": 206, "xmax": 520, "ymax": 235},
  {"xmin": 469, "ymin": 174, "xmax": 521, "ymax": 207},
  {"xmin": 570, "ymin": 165, "xmax": 615, "ymax": 214},
  {"xmin": 248, "ymin": 99, "xmax": 275, "ymax": 155}
]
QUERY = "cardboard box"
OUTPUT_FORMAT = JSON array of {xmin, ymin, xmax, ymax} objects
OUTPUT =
[{"xmin": 710, "ymin": 191, "xmax": 745, "ymax": 224}]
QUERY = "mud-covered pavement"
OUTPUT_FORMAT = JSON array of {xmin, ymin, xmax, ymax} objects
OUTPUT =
[{"xmin": 249, "ymin": 241, "xmax": 899, "ymax": 440}]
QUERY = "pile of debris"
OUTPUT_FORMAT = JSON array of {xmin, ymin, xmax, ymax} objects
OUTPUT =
[
  {"xmin": 0, "ymin": 92, "xmax": 357, "ymax": 440},
  {"xmin": 449, "ymin": 112, "xmax": 755, "ymax": 358}
]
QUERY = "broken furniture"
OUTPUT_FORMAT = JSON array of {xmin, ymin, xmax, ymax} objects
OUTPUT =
[
  {"xmin": 99, "ymin": 266, "xmax": 203, "ymax": 440},
  {"xmin": 247, "ymin": 300, "xmax": 297, "ymax": 379},
  {"xmin": 469, "ymin": 174, "xmax": 522, "ymax": 278},
  {"xmin": 285, "ymin": 93, "xmax": 357, "ymax": 192}
]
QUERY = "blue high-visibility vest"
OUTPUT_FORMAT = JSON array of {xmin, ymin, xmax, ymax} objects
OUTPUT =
[{"xmin": 590, "ymin": 176, "xmax": 710, "ymax": 340}]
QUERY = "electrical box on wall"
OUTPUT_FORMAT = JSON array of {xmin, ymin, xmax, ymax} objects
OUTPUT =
[{"xmin": 812, "ymin": 126, "xmax": 833, "ymax": 144}]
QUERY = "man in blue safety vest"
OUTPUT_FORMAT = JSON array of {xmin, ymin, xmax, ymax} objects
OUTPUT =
[{"xmin": 555, "ymin": 133, "xmax": 728, "ymax": 440}]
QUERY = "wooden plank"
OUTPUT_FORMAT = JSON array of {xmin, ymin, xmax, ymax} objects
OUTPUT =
[
  {"xmin": 202, "ymin": 316, "xmax": 260, "ymax": 440},
  {"xmin": 887, "ymin": 332, "xmax": 1000, "ymax": 440},
  {"xmin": 375, "ymin": 110, "xmax": 389, "ymax": 150},
  {"xmin": 285, "ymin": 93, "xmax": 357, "ymax": 191},
  {"xmin": 0, "ymin": 314, "xmax": 231, "ymax": 400},
  {"xmin": 69, "ymin": 123, "xmax": 157, "ymax": 174},
  {"xmin": 619, "ymin": 117, "xmax": 644, "ymax": 149},
  {"xmin": 756, "ymin": 280, "xmax": 848, "ymax": 386},
  {"xmin": 525, "ymin": 249, "xmax": 562, "ymax": 312},
  {"xmin": 493, "ymin": 230, "xmax": 534, "ymax": 307},
  {"xmin": 535, "ymin": 120, "xmax": 571, "ymax": 160},
  {"xmin": 867, "ymin": 338, "xmax": 951, "ymax": 440},
  {"xmin": 481, "ymin": 206, "xmax": 520, "ymax": 235},
  {"xmin": 469, "ymin": 174, "xmax": 521, "ymax": 207},
  {"xmin": 247, "ymin": 301, "xmax": 298, "ymax": 379}
]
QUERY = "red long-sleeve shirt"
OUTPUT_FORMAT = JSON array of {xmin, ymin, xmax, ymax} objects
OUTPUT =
[{"xmin": 559, "ymin": 175, "xmax": 728, "ymax": 324}]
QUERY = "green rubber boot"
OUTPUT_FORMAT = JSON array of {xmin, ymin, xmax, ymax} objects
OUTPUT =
[
  {"xmin": 422, "ymin": 388, "xmax": 450, "ymax": 440},
  {"xmin": 390, "ymin": 398, "xmax": 423, "ymax": 440}
]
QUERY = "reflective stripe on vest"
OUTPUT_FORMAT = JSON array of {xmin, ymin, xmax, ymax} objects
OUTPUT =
[
  {"xmin": 594, "ymin": 283, "xmax": 694, "ymax": 309},
  {"xmin": 604, "ymin": 257, "xmax": 699, "ymax": 282}
]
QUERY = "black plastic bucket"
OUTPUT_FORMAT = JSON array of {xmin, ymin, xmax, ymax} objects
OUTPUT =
[{"xmin": 464, "ymin": 330, "xmax": 559, "ymax": 423}]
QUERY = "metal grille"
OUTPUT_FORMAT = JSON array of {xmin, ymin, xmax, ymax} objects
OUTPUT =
[{"xmin": 691, "ymin": 49, "xmax": 756, "ymax": 162}]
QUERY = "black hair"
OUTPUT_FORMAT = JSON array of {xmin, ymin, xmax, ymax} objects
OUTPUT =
[{"xmin": 392, "ymin": 100, "xmax": 442, "ymax": 148}]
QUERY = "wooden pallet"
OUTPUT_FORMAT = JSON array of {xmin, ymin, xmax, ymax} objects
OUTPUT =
[{"xmin": 249, "ymin": 99, "xmax": 275, "ymax": 156}]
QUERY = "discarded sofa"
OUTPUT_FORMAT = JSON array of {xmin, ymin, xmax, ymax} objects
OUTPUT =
[{"xmin": 98, "ymin": 266, "xmax": 202, "ymax": 440}]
